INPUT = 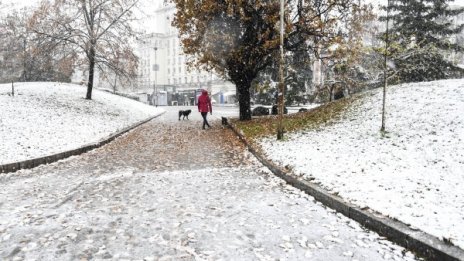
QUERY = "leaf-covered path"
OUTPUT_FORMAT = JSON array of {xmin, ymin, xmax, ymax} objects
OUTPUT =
[{"xmin": 0, "ymin": 107, "xmax": 418, "ymax": 260}]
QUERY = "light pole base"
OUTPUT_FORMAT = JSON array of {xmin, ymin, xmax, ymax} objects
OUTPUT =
[{"xmin": 277, "ymin": 129, "xmax": 284, "ymax": 140}]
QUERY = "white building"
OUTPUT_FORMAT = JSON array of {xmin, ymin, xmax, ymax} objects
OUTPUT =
[{"xmin": 136, "ymin": 2, "xmax": 236, "ymax": 105}]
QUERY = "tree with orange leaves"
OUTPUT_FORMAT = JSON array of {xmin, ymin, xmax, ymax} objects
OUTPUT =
[{"xmin": 172, "ymin": 0, "xmax": 359, "ymax": 120}]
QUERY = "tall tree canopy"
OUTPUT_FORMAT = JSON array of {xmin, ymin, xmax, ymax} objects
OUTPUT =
[
  {"xmin": 172, "ymin": 0, "xmax": 358, "ymax": 120},
  {"xmin": 381, "ymin": 0, "xmax": 464, "ymax": 83},
  {"xmin": 30, "ymin": 0, "xmax": 140, "ymax": 99}
]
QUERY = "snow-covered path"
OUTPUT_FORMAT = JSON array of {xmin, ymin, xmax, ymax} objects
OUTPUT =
[
  {"xmin": 0, "ymin": 108, "xmax": 418, "ymax": 260},
  {"xmin": 0, "ymin": 166, "xmax": 418, "ymax": 260}
]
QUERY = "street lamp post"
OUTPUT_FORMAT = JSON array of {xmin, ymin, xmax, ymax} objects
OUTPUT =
[
  {"xmin": 277, "ymin": 0, "xmax": 285, "ymax": 140},
  {"xmin": 381, "ymin": 0, "xmax": 390, "ymax": 133},
  {"xmin": 154, "ymin": 46, "xmax": 158, "ymax": 107}
]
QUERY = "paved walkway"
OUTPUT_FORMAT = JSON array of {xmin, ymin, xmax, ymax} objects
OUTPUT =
[{"xmin": 0, "ymin": 107, "xmax": 418, "ymax": 260}]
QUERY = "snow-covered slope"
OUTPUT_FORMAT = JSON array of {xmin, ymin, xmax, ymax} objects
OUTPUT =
[
  {"xmin": 258, "ymin": 79, "xmax": 464, "ymax": 249},
  {"xmin": 0, "ymin": 82, "xmax": 164, "ymax": 164}
]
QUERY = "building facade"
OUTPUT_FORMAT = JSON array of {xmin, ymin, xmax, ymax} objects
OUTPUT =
[{"xmin": 136, "ymin": 2, "xmax": 236, "ymax": 105}]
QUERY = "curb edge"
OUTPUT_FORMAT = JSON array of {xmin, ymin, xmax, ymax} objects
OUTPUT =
[{"xmin": 0, "ymin": 111, "xmax": 166, "ymax": 174}]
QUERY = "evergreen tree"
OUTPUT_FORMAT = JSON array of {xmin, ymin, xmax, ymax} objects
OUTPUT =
[
  {"xmin": 251, "ymin": 48, "xmax": 313, "ymax": 106},
  {"xmin": 381, "ymin": 0, "xmax": 464, "ymax": 83}
]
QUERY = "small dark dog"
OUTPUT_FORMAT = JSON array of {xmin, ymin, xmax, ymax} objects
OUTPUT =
[
  {"xmin": 221, "ymin": 117, "xmax": 228, "ymax": 126},
  {"xmin": 178, "ymin": 109, "xmax": 192, "ymax": 120}
]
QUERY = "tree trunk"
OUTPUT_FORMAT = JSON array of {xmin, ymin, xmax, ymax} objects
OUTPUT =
[
  {"xmin": 329, "ymin": 85, "xmax": 334, "ymax": 102},
  {"xmin": 113, "ymin": 73, "xmax": 117, "ymax": 94},
  {"xmin": 237, "ymin": 84, "xmax": 252, "ymax": 121},
  {"xmin": 86, "ymin": 44, "xmax": 96, "ymax": 100},
  {"xmin": 22, "ymin": 38, "xmax": 27, "ymax": 82}
]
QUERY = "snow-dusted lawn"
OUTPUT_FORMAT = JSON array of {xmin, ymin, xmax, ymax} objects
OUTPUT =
[
  {"xmin": 258, "ymin": 79, "xmax": 464, "ymax": 249},
  {"xmin": 0, "ymin": 82, "xmax": 164, "ymax": 164}
]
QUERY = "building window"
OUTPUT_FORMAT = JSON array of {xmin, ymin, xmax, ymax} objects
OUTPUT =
[{"xmin": 168, "ymin": 68, "xmax": 170, "ymax": 75}]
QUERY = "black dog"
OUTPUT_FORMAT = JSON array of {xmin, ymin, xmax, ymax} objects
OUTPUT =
[
  {"xmin": 221, "ymin": 117, "xmax": 228, "ymax": 126},
  {"xmin": 178, "ymin": 109, "xmax": 192, "ymax": 120}
]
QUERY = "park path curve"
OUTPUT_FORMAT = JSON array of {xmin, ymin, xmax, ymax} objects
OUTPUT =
[{"xmin": 0, "ymin": 106, "xmax": 418, "ymax": 260}]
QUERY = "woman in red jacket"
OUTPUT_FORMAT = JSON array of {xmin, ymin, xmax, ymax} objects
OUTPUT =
[{"xmin": 197, "ymin": 89, "xmax": 212, "ymax": 129}]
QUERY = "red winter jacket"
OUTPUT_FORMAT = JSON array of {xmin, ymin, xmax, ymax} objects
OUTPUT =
[{"xmin": 198, "ymin": 90, "xmax": 212, "ymax": 113}]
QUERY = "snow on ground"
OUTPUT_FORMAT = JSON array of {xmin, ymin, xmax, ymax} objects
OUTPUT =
[
  {"xmin": 258, "ymin": 79, "xmax": 464, "ymax": 249},
  {"xmin": 0, "ymin": 161, "xmax": 418, "ymax": 260},
  {"xmin": 0, "ymin": 82, "xmax": 164, "ymax": 164}
]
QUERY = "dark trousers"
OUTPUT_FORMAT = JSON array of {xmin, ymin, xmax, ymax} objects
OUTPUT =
[{"xmin": 201, "ymin": 112, "xmax": 210, "ymax": 129}]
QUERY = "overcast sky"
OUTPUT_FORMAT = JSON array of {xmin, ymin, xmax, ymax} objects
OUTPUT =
[
  {"xmin": 371, "ymin": 0, "xmax": 464, "ymax": 7},
  {"xmin": 0, "ymin": 0, "xmax": 163, "ymax": 14},
  {"xmin": 1, "ymin": 0, "xmax": 464, "ymax": 27}
]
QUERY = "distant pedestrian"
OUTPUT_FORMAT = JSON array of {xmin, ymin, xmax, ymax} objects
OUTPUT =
[{"xmin": 197, "ymin": 89, "xmax": 212, "ymax": 129}]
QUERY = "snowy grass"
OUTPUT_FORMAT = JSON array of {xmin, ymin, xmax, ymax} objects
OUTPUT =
[
  {"xmin": 256, "ymin": 79, "xmax": 464, "ymax": 250},
  {"xmin": 0, "ymin": 82, "xmax": 164, "ymax": 164},
  {"xmin": 235, "ymin": 99, "xmax": 355, "ymax": 139}
]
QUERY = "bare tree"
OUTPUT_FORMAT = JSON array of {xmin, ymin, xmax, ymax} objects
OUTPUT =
[
  {"xmin": 1, "ymin": 7, "xmax": 76, "ymax": 83},
  {"xmin": 30, "ymin": 0, "xmax": 140, "ymax": 99},
  {"xmin": 0, "ymin": 9, "xmax": 23, "ymax": 94},
  {"xmin": 97, "ymin": 48, "xmax": 138, "ymax": 93}
]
